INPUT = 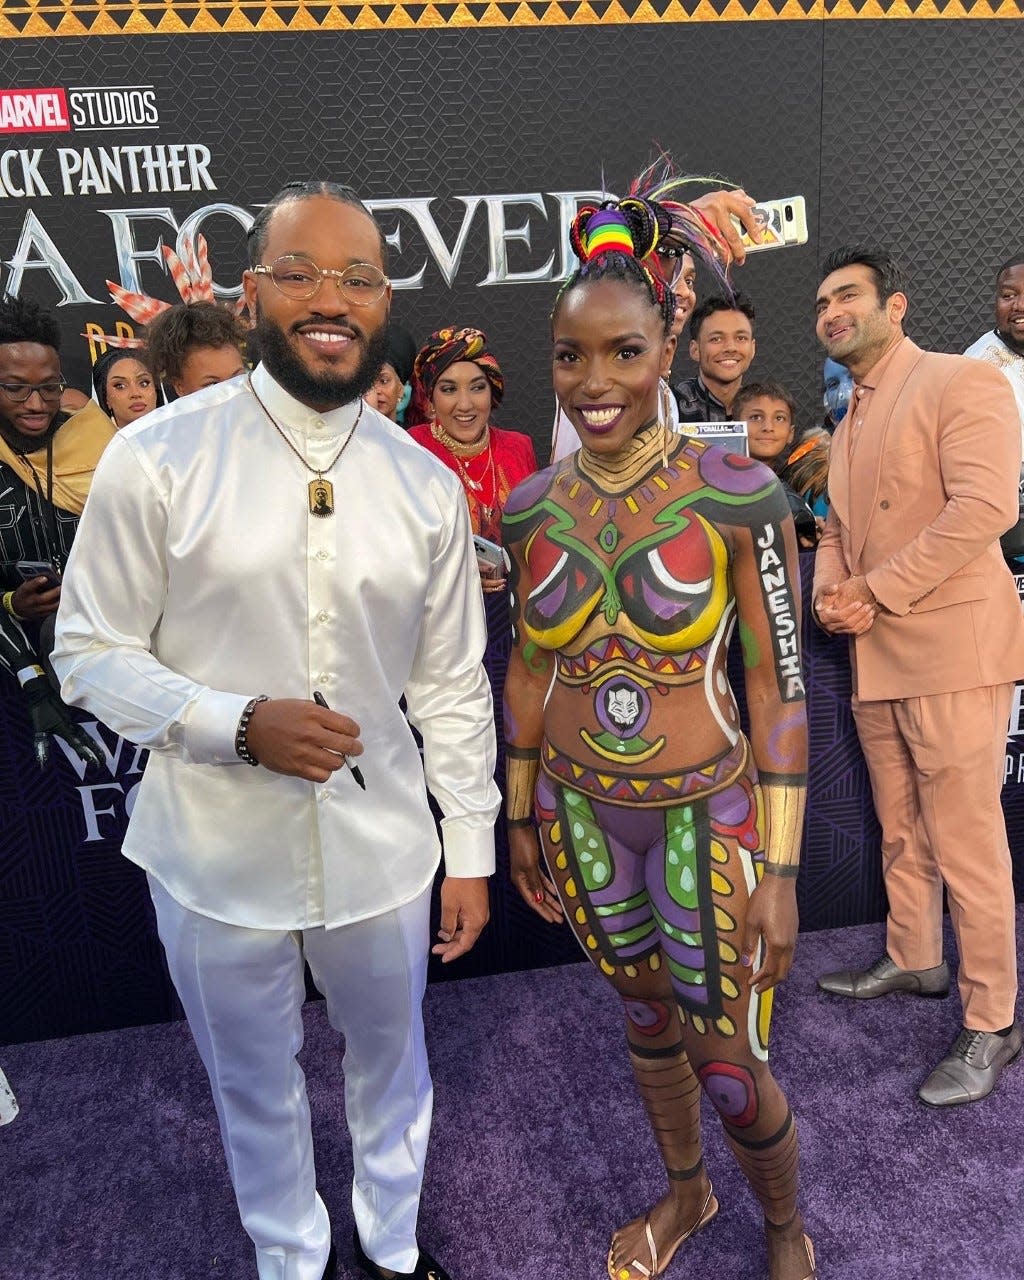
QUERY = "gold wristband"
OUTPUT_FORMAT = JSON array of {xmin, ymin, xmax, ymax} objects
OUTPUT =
[
  {"xmin": 761, "ymin": 780, "xmax": 806, "ymax": 871},
  {"xmin": 506, "ymin": 747, "xmax": 540, "ymax": 823},
  {"xmin": 2, "ymin": 590, "xmax": 24, "ymax": 621}
]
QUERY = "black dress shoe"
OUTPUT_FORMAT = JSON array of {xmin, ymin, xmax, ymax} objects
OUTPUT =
[
  {"xmin": 322, "ymin": 1243, "xmax": 338, "ymax": 1280},
  {"xmin": 352, "ymin": 1226, "xmax": 452, "ymax": 1280}
]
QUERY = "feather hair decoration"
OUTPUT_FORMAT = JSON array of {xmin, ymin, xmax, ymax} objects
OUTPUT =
[{"xmin": 84, "ymin": 233, "xmax": 246, "ymax": 349}]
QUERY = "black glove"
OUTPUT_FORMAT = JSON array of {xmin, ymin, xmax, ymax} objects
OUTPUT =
[{"xmin": 21, "ymin": 674, "xmax": 104, "ymax": 771}]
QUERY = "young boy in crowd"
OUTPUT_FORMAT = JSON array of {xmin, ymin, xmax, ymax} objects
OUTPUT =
[
  {"xmin": 734, "ymin": 379, "xmax": 829, "ymax": 547},
  {"xmin": 145, "ymin": 301, "xmax": 248, "ymax": 400}
]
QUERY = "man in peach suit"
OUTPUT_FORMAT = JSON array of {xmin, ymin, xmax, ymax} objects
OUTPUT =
[{"xmin": 812, "ymin": 245, "xmax": 1024, "ymax": 1106}]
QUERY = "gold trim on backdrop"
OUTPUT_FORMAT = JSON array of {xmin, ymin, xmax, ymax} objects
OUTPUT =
[{"xmin": 0, "ymin": 0, "xmax": 1022, "ymax": 39}]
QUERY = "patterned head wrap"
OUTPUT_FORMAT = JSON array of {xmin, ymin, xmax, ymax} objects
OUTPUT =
[{"xmin": 412, "ymin": 327, "xmax": 505, "ymax": 408}]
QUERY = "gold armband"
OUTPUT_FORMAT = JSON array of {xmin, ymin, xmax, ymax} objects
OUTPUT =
[
  {"xmin": 761, "ymin": 780, "xmax": 806, "ymax": 878},
  {"xmin": 506, "ymin": 747, "xmax": 540, "ymax": 826}
]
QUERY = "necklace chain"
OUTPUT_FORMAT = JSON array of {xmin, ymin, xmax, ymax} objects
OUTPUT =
[
  {"xmin": 248, "ymin": 375, "xmax": 362, "ymax": 480},
  {"xmin": 432, "ymin": 420, "xmax": 498, "ymax": 515}
]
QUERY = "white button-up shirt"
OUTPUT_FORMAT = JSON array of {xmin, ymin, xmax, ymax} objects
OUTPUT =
[{"xmin": 52, "ymin": 364, "xmax": 499, "ymax": 930}]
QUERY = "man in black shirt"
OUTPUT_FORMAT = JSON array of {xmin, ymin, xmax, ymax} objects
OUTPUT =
[
  {"xmin": 0, "ymin": 296, "xmax": 109, "ymax": 767},
  {"xmin": 673, "ymin": 293, "xmax": 757, "ymax": 422}
]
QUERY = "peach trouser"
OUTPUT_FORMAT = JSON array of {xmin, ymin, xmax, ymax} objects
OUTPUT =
[{"xmin": 852, "ymin": 683, "xmax": 1017, "ymax": 1031}]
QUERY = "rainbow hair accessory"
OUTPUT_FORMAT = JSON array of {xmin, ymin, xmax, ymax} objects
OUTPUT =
[{"xmin": 580, "ymin": 208, "xmax": 636, "ymax": 261}]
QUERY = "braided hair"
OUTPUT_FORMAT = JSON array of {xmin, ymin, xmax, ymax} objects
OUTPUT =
[{"xmin": 555, "ymin": 198, "xmax": 678, "ymax": 335}]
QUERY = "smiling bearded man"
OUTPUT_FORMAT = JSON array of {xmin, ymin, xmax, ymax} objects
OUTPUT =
[{"xmin": 52, "ymin": 181, "xmax": 499, "ymax": 1280}]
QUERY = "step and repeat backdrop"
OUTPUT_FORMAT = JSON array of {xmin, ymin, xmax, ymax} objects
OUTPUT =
[{"xmin": 2, "ymin": 0, "xmax": 1023, "ymax": 1042}]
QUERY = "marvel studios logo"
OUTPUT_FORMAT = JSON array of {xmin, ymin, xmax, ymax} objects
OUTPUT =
[{"xmin": 0, "ymin": 86, "xmax": 159, "ymax": 134}]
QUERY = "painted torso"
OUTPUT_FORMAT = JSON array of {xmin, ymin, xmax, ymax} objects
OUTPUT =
[{"xmin": 504, "ymin": 433, "xmax": 796, "ymax": 806}]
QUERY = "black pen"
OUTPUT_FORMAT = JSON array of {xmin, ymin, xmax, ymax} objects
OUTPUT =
[{"xmin": 312, "ymin": 690, "xmax": 366, "ymax": 790}]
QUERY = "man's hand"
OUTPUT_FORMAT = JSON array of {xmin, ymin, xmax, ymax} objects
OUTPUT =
[
  {"xmin": 244, "ymin": 698, "xmax": 362, "ymax": 782},
  {"xmin": 22, "ymin": 674, "xmax": 104, "ymax": 770},
  {"xmin": 433, "ymin": 876, "xmax": 491, "ymax": 963},
  {"xmin": 741, "ymin": 875, "xmax": 799, "ymax": 993},
  {"xmin": 509, "ymin": 824, "xmax": 563, "ymax": 924},
  {"xmin": 691, "ymin": 188, "xmax": 759, "ymax": 266},
  {"xmin": 814, "ymin": 575, "xmax": 878, "ymax": 635},
  {"xmin": 12, "ymin": 577, "xmax": 61, "ymax": 620}
]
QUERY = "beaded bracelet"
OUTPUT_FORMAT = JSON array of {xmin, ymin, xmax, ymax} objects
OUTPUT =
[{"xmin": 235, "ymin": 694, "xmax": 269, "ymax": 766}]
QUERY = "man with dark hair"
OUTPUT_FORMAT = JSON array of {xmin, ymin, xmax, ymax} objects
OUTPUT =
[
  {"xmin": 53, "ymin": 184, "xmax": 499, "ymax": 1280},
  {"xmin": 0, "ymin": 294, "xmax": 107, "ymax": 768},
  {"xmin": 812, "ymin": 244, "xmax": 1024, "ymax": 1106},
  {"xmin": 673, "ymin": 293, "xmax": 757, "ymax": 421},
  {"xmin": 964, "ymin": 253, "xmax": 1024, "ymax": 432},
  {"xmin": 145, "ymin": 301, "xmax": 248, "ymax": 398}
]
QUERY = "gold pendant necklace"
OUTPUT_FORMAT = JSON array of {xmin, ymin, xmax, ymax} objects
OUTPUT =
[{"xmin": 248, "ymin": 377, "xmax": 362, "ymax": 517}]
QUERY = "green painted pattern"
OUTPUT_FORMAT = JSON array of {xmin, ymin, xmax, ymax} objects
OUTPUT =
[
  {"xmin": 668, "ymin": 956, "xmax": 707, "ymax": 986},
  {"xmin": 562, "ymin": 789, "xmax": 614, "ymax": 892},
  {"xmin": 595, "ymin": 889, "xmax": 649, "ymax": 918},
  {"xmin": 609, "ymin": 921, "xmax": 657, "ymax": 948},
  {"xmin": 651, "ymin": 901, "xmax": 703, "ymax": 947},
  {"xmin": 664, "ymin": 803, "xmax": 699, "ymax": 912},
  {"xmin": 739, "ymin": 619, "xmax": 760, "ymax": 668}
]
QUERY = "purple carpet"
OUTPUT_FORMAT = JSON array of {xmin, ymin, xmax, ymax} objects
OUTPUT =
[{"xmin": 3, "ymin": 913, "xmax": 1023, "ymax": 1280}]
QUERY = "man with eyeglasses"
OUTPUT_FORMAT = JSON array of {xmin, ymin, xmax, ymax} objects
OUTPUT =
[
  {"xmin": 0, "ymin": 294, "xmax": 108, "ymax": 769},
  {"xmin": 53, "ymin": 182, "xmax": 499, "ymax": 1280}
]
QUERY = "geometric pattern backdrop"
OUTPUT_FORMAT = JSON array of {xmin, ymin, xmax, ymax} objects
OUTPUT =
[{"xmin": 2, "ymin": 14, "xmax": 1024, "ymax": 1042}]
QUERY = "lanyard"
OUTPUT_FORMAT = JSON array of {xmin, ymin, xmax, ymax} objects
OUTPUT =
[{"xmin": 23, "ymin": 434, "xmax": 64, "ymax": 574}]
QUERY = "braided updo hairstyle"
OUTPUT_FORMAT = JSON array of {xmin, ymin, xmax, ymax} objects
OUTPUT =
[{"xmin": 555, "ymin": 198, "xmax": 678, "ymax": 335}]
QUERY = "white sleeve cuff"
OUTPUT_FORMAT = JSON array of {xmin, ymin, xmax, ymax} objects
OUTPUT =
[
  {"xmin": 440, "ymin": 817, "xmax": 496, "ymax": 878},
  {"xmin": 182, "ymin": 687, "xmax": 256, "ymax": 765}
]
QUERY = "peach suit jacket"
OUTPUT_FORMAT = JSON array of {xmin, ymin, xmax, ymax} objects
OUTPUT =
[{"xmin": 813, "ymin": 337, "xmax": 1024, "ymax": 702}]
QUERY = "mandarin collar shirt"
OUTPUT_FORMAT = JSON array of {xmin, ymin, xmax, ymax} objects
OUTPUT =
[
  {"xmin": 52, "ymin": 364, "xmax": 499, "ymax": 930},
  {"xmin": 843, "ymin": 335, "xmax": 908, "ymax": 458}
]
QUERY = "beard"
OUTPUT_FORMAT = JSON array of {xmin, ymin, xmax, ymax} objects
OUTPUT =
[
  {"xmin": 997, "ymin": 325, "xmax": 1024, "ymax": 357},
  {"xmin": 0, "ymin": 410, "xmax": 62, "ymax": 455},
  {"xmin": 252, "ymin": 307, "xmax": 390, "ymax": 408}
]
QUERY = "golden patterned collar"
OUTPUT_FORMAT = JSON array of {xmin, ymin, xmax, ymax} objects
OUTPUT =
[{"xmin": 576, "ymin": 421, "xmax": 674, "ymax": 494}]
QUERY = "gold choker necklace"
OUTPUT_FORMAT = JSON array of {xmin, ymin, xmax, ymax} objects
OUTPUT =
[
  {"xmin": 577, "ymin": 422, "xmax": 674, "ymax": 494},
  {"xmin": 430, "ymin": 419, "xmax": 490, "ymax": 458}
]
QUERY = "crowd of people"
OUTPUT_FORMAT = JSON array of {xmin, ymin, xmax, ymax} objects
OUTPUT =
[{"xmin": 2, "ymin": 173, "xmax": 1024, "ymax": 1280}]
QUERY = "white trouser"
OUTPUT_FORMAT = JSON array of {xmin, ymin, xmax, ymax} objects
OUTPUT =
[
  {"xmin": 0, "ymin": 1065, "xmax": 18, "ymax": 1125},
  {"xmin": 149, "ymin": 876, "xmax": 433, "ymax": 1279}
]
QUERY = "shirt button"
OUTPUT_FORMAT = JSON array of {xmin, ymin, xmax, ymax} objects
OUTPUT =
[
  {"xmin": 316, "ymin": 610, "xmax": 329, "ymax": 623},
  {"xmin": 315, "ymin": 549, "xmax": 329, "ymax": 561},
  {"xmin": 318, "ymin": 672, "xmax": 331, "ymax": 685},
  {"xmin": 880, "ymin": 500, "xmax": 890, "ymax": 510},
  {"xmin": 313, "ymin": 418, "xmax": 325, "ymax": 432},
  {"xmin": 318, "ymin": 789, "xmax": 330, "ymax": 803}
]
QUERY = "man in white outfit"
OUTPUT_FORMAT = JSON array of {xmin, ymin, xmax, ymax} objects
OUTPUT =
[{"xmin": 53, "ymin": 182, "xmax": 499, "ymax": 1280}]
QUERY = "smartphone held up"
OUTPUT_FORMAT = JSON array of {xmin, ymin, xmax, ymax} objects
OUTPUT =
[{"xmin": 732, "ymin": 196, "xmax": 808, "ymax": 253}]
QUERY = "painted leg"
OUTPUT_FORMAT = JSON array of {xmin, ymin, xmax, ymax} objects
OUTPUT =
[
  {"xmin": 536, "ymin": 777, "xmax": 715, "ymax": 1280},
  {"xmin": 651, "ymin": 774, "xmax": 812, "ymax": 1280}
]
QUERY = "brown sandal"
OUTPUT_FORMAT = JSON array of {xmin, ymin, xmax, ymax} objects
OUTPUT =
[{"xmin": 607, "ymin": 1184, "xmax": 719, "ymax": 1279}]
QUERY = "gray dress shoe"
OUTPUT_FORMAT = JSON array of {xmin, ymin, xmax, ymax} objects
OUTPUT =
[
  {"xmin": 918, "ymin": 1023, "xmax": 1023, "ymax": 1107},
  {"xmin": 817, "ymin": 953, "xmax": 950, "ymax": 999}
]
